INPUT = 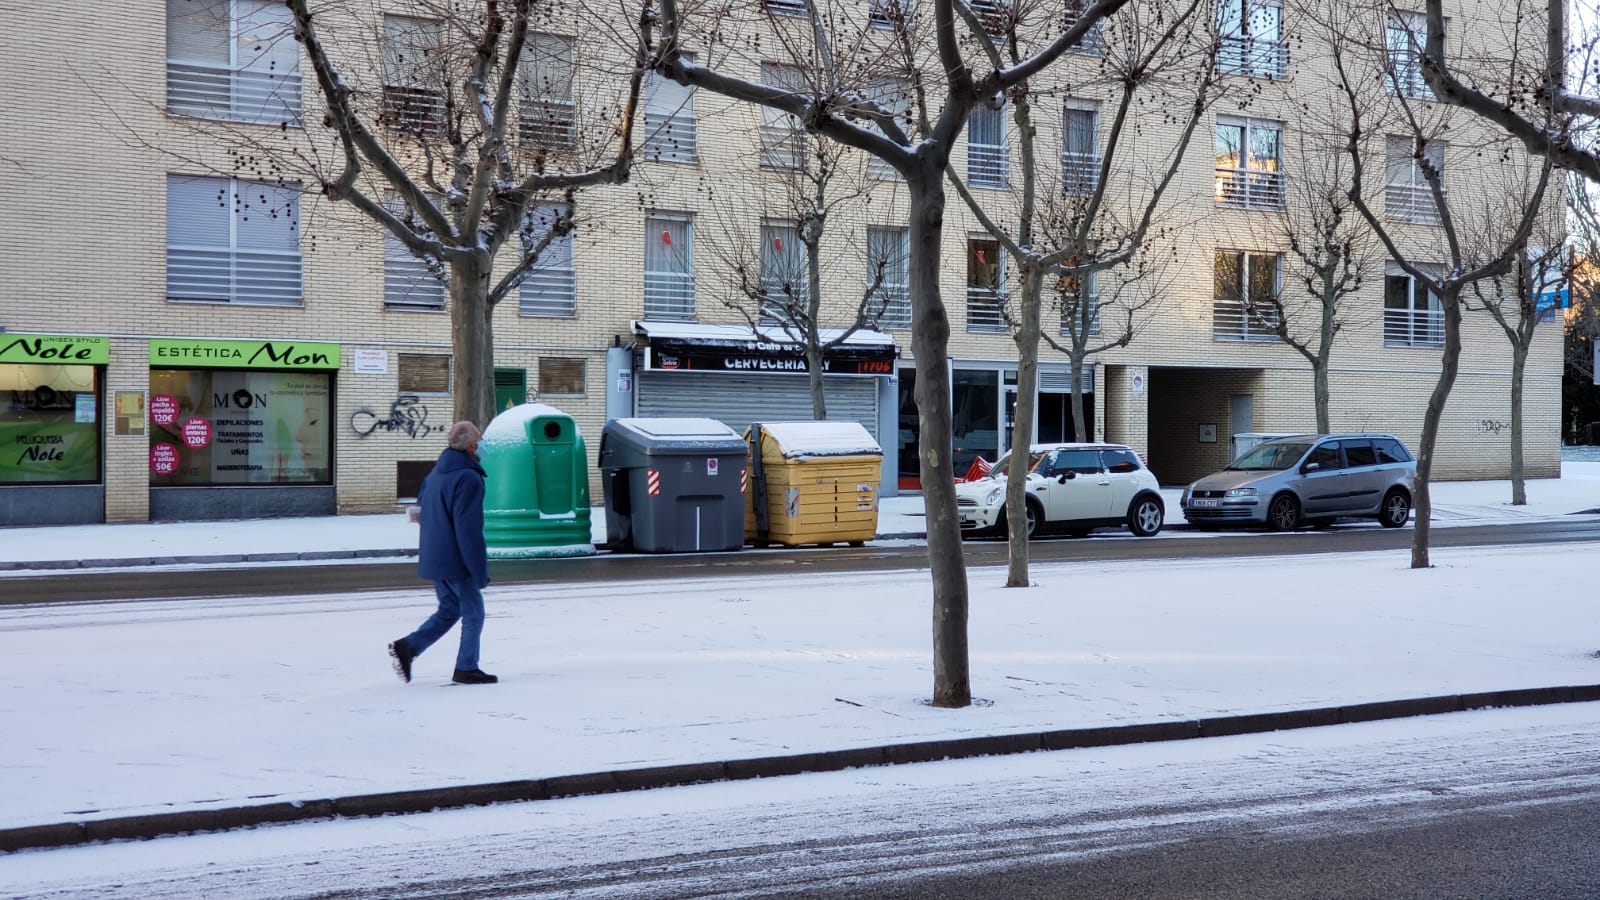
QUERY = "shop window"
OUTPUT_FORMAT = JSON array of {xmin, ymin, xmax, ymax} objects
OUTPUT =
[
  {"xmin": 399, "ymin": 353, "xmax": 451, "ymax": 393},
  {"xmin": 539, "ymin": 358, "xmax": 585, "ymax": 397},
  {"xmin": 1, "ymin": 362, "xmax": 102, "ymax": 485},
  {"xmin": 148, "ymin": 368, "xmax": 331, "ymax": 485}
]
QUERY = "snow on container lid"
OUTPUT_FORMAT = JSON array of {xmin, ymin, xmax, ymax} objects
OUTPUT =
[
  {"xmin": 613, "ymin": 417, "xmax": 741, "ymax": 439},
  {"xmin": 482, "ymin": 402, "xmax": 570, "ymax": 445},
  {"xmin": 757, "ymin": 421, "xmax": 882, "ymax": 458}
]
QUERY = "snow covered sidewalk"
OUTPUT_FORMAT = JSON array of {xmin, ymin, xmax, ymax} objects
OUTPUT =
[{"xmin": 2, "ymin": 542, "xmax": 1599, "ymax": 837}]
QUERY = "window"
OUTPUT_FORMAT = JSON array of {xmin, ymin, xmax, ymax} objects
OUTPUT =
[
  {"xmin": 1373, "ymin": 437, "xmax": 1411, "ymax": 463},
  {"xmin": 1215, "ymin": 117, "xmax": 1284, "ymax": 210},
  {"xmin": 644, "ymin": 214, "xmax": 695, "ymax": 319},
  {"xmin": 1053, "ymin": 448, "xmax": 1103, "ymax": 474},
  {"xmin": 1384, "ymin": 263, "xmax": 1443, "ymax": 347},
  {"xmin": 866, "ymin": 78, "xmax": 911, "ymax": 180},
  {"xmin": 519, "ymin": 202, "xmax": 576, "ymax": 317},
  {"xmin": 167, "ymin": 174, "xmax": 301, "ymax": 306},
  {"xmin": 1217, "ymin": 0, "xmax": 1287, "ymax": 79},
  {"xmin": 968, "ymin": 102, "xmax": 1009, "ymax": 189},
  {"xmin": 971, "ymin": 0, "xmax": 1009, "ymax": 34},
  {"xmin": 967, "ymin": 237, "xmax": 1006, "ymax": 333},
  {"xmin": 1213, "ymin": 251, "xmax": 1282, "ymax": 341},
  {"xmin": 538, "ymin": 358, "xmax": 586, "ymax": 396},
  {"xmin": 762, "ymin": 0, "xmax": 807, "ymax": 15},
  {"xmin": 1343, "ymin": 440, "xmax": 1378, "ymax": 467},
  {"xmin": 1387, "ymin": 11, "xmax": 1435, "ymax": 100},
  {"xmin": 869, "ymin": 0, "xmax": 912, "ymax": 27},
  {"xmin": 1061, "ymin": 0, "xmax": 1106, "ymax": 53},
  {"xmin": 644, "ymin": 69, "xmax": 697, "ymax": 163},
  {"xmin": 1062, "ymin": 101, "xmax": 1100, "ymax": 195},
  {"xmin": 759, "ymin": 221, "xmax": 806, "ymax": 325},
  {"xmin": 760, "ymin": 63, "xmax": 808, "ymax": 170},
  {"xmin": 868, "ymin": 226, "xmax": 911, "ymax": 329},
  {"xmin": 1102, "ymin": 448, "xmax": 1142, "ymax": 473},
  {"xmin": 519, "ymin": 33, "xmax": 576, "ymax": 149},
  {"xmin": 1058, "ymin": 269, "xmax": 1100, "ymax": 336},
  {"xmin": 148, "ymin": 368, "xmax": 331, "ymax": 485},
  {"xmin": 398, "ymin": 353, "xmax": 451, "ymax": 393},
  {"xmin": 166, "ymin": 0, "xmax": 301, "ymax": 125},
  {"xmin": 1385, "ymin": 135, "xmax": 1444, "ymax": 225},
  {"xmin": 1, "ymin": 361, "xmax": 101, "ymax": 485},
  {"xmin": 1308, "ymin": 442, "xmax": 1342, "ymax": 470},
  {"xmin": 382, "ymin": 15, "xmax": 445, "ymax": 135},
  {"xmin": 383, "ymin": 195, "xmax": 445, "ymax": 311}
]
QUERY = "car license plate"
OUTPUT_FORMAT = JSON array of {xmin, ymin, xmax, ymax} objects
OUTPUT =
[{"xmin": 1190, "ymin": 498, "xmax": 1221, "ymax": 508}]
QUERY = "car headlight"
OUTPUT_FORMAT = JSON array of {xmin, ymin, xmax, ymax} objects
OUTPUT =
[
  {"xmin": 984, "ymin": 486, "xmax": 1004, "ymax": 505},
  {"xmin": 1224, "ymin": 487, "xmax": 1258, "ymax": 499}
]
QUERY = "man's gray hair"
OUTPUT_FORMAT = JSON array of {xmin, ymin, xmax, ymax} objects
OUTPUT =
[{"xmin": 446, "ymin": 421, "xmax": 481, "ymax": 450}]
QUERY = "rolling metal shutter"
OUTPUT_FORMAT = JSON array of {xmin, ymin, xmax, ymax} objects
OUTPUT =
[{"xmin": 636, "ymin": 371, "xmax": 880, "ymax": 443}]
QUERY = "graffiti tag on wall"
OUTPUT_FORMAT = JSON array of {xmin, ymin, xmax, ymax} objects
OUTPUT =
[{"xmin": 350, "ymin": 395, "xmax": 441, "ymax": 439}]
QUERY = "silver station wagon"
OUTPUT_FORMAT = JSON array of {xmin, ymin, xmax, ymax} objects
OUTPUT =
[{"xmin": 1181, "ymin": 433, "xmax": 1416, "ymax": 530}]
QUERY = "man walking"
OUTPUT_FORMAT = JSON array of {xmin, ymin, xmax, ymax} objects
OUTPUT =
[{"xmin": 389, "ymin": 420, "xmax": 498, "ymax": 685}]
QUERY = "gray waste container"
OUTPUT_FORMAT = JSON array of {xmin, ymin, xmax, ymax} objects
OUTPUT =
[{"xmin": 600, "ymin": 417, "xmax": 748, "ymax": 553}]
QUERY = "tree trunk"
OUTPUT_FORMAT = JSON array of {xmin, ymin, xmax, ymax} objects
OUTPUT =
[
  {"xmin": 1312, "ymin": 356, "xmax": 1331, "ymax": 434},
  {"xmin": 807, "ymin": 240, "xmax": 828, "ymax": 419},
  {"xmin": 1411, "ymin": 291, "xmax": 1463, "ymax": 569},
  {"xmin": 907, "ymin": 171, "xmax": 970, "ymax": 708},
  {"xmin": 1005, "ymin": 269, "xmax": 1043, "ymax": 588},
  {"xmin": 1315, "ymin": 282, "xmax": 1336, "ymax": 433},
  {"xmin": 1510, "ymin": 338, "xmax": 1528, "ymax": 505},
  {"xmin": 449, "ymin": 253, "xmax": 496, "ymax": 429},
  {"xmin": 807, "ymin": 343, "xmax": 827, "ymax": 420}
]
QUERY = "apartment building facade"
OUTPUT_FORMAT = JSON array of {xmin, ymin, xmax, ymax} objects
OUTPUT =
[{"xmin": 0, "ymin": 0, "xmax": 1563, "ymax": 525}]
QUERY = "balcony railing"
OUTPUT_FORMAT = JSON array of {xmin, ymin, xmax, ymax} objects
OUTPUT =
[
  {"xmin": 518, "ymin": 98, "xmax": 576, "ymax": 149},
  {"xmin": 1059, "ymin": 294, "xmax": 1101, "ymax": 336},
  {"xmin": 381, "ymin": 85, "xmax": 445, "ymax": 135},
  {"xmin": 1383, "ymin": 307, "xmax": 1444, "ymax": 346},
  {"xmin": 1211, "ymin": 298, "xmax": 1282, "ymax": 342},
  {"xmin": 1215, "ymin": 168, "xmax": 1285, "ymax": 210},
  {"xmin": 519, "ymin": 267, "xmax": 577, "ymax": 317},
  {"xmin": 167, "ymin": 247, "xmax": 302, "ymax": 306},
  {"xmin": 167, "ymin": 61, "xmax": 302, "ymax": 125},
  {"xmin": 1218, "ymin": 37, "xmax": 1289, "ymax": 79},
  {"xmin": 1385, "ymin": 183, "xmax": 1443, "ymax": 225},
  {"xmin": 383, "ymin": 256, "xmax": 445, "ymax": 311},
  {"xmin": 968, "ymin": 142, "xmax": 1009, "ymax": 189},
  {"xmin": 873, "ymin": 283, "xmax": 911, "ymax": 329},
  {"xmin": 1061, "ymin": 151, "xmax": 1100, "ymax": 195},
  {"xmin": 643, "ymin": 112, "xmax": 698, "ymax": 163},
  {"xmin": 967, "ymin": 287, "xmax": 1008, "ymax": 333},
  {"xmin": 644, "ymin": 270, "xmax": 696, "ymax": 319}
]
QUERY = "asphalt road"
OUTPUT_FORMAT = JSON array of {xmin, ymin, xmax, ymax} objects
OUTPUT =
[{"xmin": 7, "ymin": 517, "xmax": 1600, "ymax": 605}]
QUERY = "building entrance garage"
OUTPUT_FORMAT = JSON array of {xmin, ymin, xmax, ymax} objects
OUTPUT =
[{"xmin": 1144, "ymin": 366, "xmax": 1267, "ymax": 486}]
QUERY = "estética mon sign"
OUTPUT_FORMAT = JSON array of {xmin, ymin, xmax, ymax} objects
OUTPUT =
[
  {"xmin": 0, "ymin": 334, "xmax": 111, "ymax": 365},
  {"xmin": 149, "ymin": 338, "xmax": 341, "ymax": 370}
]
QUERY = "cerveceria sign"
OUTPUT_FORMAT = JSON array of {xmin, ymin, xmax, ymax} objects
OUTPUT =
[
  {"xmin": 0, "ymin": 334, "xmax": 110, "ymax": 365},
  {"xmin": 645, "ymin": 336, "xmax": 897, "ymax": 376},
  {"xmin": 149, "ymin": 339, "xmax": 341, "ymax": 370}
]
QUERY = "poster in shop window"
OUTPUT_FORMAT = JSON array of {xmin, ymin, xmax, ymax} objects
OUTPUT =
[{"xmin": 147, "ymin": 369, "xmax": 331, "ymax": 485}]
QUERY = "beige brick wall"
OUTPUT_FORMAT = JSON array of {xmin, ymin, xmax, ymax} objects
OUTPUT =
[{"xmin": 0, "ymin": 1, "xmax": 1565, "ymax": 521}]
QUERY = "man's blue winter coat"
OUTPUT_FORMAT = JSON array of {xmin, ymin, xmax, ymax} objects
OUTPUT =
[{"xmin": 416, "ymin": 447, "xmax": 490, "ymax": 589}]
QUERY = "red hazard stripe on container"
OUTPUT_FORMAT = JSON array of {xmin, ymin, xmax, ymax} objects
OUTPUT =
[
  {"xmin": 740, "ymin": 468, "xmax": 748, "ymax": 494},
  {"xmin": 647, "ymin": 468, "xmax": 661, "ymax": 496}
]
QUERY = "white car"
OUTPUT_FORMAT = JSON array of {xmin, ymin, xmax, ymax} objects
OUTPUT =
[{"xmin": 955, "ymin": 443, "xmax": 1165, "ymax": 539}]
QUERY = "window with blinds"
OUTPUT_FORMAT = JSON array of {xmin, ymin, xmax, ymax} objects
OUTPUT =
[
  {"xmin": 538, "ymin": 358, "xmax": 586, "ymax": 397},
  {"xmin": 644, "ymin": 70, "xmax": 697, "ymax": 163},
  {"xmin": 382, "ymin": 15, "xmax": 445, "ymax": 135},
  {"xmin": 383, "ymin": 195, "xmax": 446, "ymax": 311},
  {"xmin": 967, "ymin": 103, "xmax": 1009, "ymax": 189},
  {"xmin": 166, "ymin": 174, "xmax": 302, "ymax": 306},
  {"xmin": 1385, "ymin": 135, "xmax": 1445, "ymax": 225},
  {"xmin": 166, "ymin": 0, "xmax": 302, "ymax": 125},
  {"xmin": 644, "ymin": 214, "xmax": 695, "ymax": 319},
  {"xmin": 519, "ymin": 33, "xmax": 576, "ymax": 149},
  {"xmin": 1062, "ymin": 102, "xmax": 1100, "ymax": 196},
  {"xmin": 865, "ymin": 78, "xmax": 911, "ymax": 181},
  {"xmin": 759, "ymin": 63, "xmax": 808, "ymax": 170},
  {"xmin": 867, "ymin": 226, "xmax": 911, "ymax": 330},
  {"xmin": 759, "ymin": 221, "xmax": 805, "ymax": 325},
  {"xmin": 519, "ymin": 202, "xmax": 576, "ymax": 317}
]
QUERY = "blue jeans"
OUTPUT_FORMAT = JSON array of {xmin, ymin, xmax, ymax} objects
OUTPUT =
[{"xmin": 403, "ymin": 578, "xmax": 484, "ymax": 671}]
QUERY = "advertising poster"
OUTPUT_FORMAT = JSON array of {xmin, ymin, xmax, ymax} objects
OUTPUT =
[
  {"xmin": 1, "ymin": 361, "xmax": 101, "ymax": 484},
  {"xmin": 148, "ymin": 369, "xmax": 331, "ymax": 485}
]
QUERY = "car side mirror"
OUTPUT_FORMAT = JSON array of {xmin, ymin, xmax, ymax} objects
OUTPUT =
[
  {"xmin": 1303, "ymin": 462, "xmax": 1321, "ymax": 473},
  {"xmin": 1059, "ymin": 472, "xmax": 1075, "ymax": 482}
]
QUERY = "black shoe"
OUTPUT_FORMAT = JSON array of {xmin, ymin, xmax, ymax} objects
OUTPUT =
[
  {"xmin": 388, "ymin": 639, "xmax": 414, "ymax": 684},
  {"xmin": 452, "ymin": 668, "xmax": 498, "ymax": 685}
]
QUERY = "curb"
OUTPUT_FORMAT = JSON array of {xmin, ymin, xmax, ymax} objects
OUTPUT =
[
  {"xmin": 6, "ymin": 683, "xmax": 1598, "ymax": 854},
  {"xmin": 0, "ymin": 549, "xmax": 419, "ymax": 573}
]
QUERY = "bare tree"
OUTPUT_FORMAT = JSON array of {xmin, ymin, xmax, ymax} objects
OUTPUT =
[
  {"xmin": 1240, "ymin": 112, "xmax": 1380, "ymax": 433},
  {"xmin": 1466, "ymin": 221, "xmax": 1565, "ymax": 504},
  {"xmin": 1331, "ymin": 4, "xmax": 1554, "ymax": 568},
  {"xmin": 702, "ymin": 132, "xmax": 895, "ymax": 419},
  {"xmin": 1416, "ymin": 0, "xmax": 1600, "ymax": 183},
  {"xmin": 946, "ymin": 0, "xmax": 1218, "ymax": 586},
  {"xmin": 252, "ymin": 0, "xmax": 646, "ymax": 426},
  {"xmin": 648, "ymin": 0, "xmax": 1134, "ymax": 707}
]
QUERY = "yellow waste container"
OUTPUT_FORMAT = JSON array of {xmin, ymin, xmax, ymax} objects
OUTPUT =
[{"xmin": 744, "ymin": 421, "xmax": 883, "ymax": 547}]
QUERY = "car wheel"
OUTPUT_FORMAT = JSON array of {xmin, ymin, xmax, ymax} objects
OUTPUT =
[
  {"xmin": 1127, "ymin": 495, "xmax": 1164, "ymax": 537},
  {"xmin": 1378, "ymin": 489, "xmax": 1411, "ymax": 528},
  {"xmin": 1003, "ymin": 500, "xmax": 1042, "ymax": 540},
  {"xmin": 1267, "ymin": 494, "xmax": 1301, "ymax": 531}
]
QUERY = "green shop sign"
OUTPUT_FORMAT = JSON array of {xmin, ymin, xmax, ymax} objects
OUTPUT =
[
  {"xmin": 150, "ymin": 339, "xmax": 341, "ymax": 370},
  {"xmin": 0, "ymin": 334, "xmax": 110, "ymax": 365}
]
